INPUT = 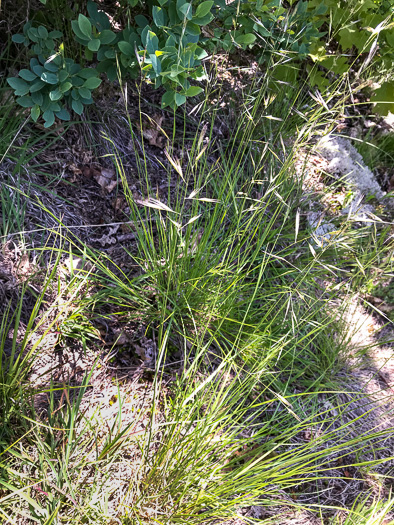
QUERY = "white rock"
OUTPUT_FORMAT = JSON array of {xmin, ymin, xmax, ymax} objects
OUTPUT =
[
  {"xmin": 383, "ymin": 111, "xmax": 394, "ymax": 130},
  {"xmin": 316, "ymin": 135, "xmax": 385, "ymax": 200}
]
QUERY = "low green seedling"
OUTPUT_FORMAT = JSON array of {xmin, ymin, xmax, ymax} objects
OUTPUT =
[
  {"xmin": 8, "ymin": 22, "xmax": 101, "ymax": 127},
  {"xmin": 7, "ymin": 55, "xmax": 100, "ymax": 127}
]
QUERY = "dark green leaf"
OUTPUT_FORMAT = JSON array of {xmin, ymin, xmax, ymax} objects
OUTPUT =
[
  {"xmin": 32, "ymin": 65, "xmax": 45, "ymax": 77},
  {"xmin": 135, "ymin": 15, "xmax": 149, "ymax": 28},
  {"xmin": 12, "ymin": 34, "xmax": 25, "ymax": 44},
  {"xmin": 78, "ymin": 68, "xmax": 98, "ymax": 79},
  {"xmin": 49, "ymin": 30, "xmax": 63, "ymax": 38},
  {"xmin": 30, "ymin": 80, "xmax": 46, "ymax": 92},
  {"xmin": 193, "ymin": 12, "xmax": 214, "ymax": 25},
  {"xmin": 88, "ymin": 38, "xmax": 101, "ymax": 51},
  {"xmin": 87, "ymin": 1, "xmax": 110, "ymax": 31},
  {"xmin": 7, "ymin": 77, "xmax": 30, "ymax": 96},
  {"xmin": 72, "ymin": 20, "xmax": 89, "ymax": 41},
  {"xmin": 55, "ymin": 108, "xmax": 71, "ymax": 121},
  {"xmin": 175, "ymin": 93, "xmax": 186, "ymax": 106},
  {"xmin": 165, "ymin": 35, "xmax": 177, "ymax": 47},
  {"xmin": 299, "ymin": 43, "xmax": 307, "ymax": 55},
  {"xmin": 179, "ymin": 3, "xmax": 193, "ymax": 20},
  {"xmin": 44, "ymin": 60, "xmax": 59, "ymax": 72},
  {"xmin": 185, "ymin": 85, "xmax": 203, "ymax": 96},
  {"xmin": 41, "ymin": 72, "xmax": 58, "ymax": 84},
  {"xmin": 97, "ymin": 59, "xmax": 114, "ymax": 75},
  {"xmin": 72, "ymin": 98, "xmax": 84, "ymax": 115},
  {"xmin": 78, "ymin": 14, "xmax": 92, "ymax": 38},
  {"xmin": 51, "ymin": 53, "xmax": 62, "ymax": 66},
  {"xmin": 314, "ymin": 3, "xmax": 327, "ymax": 15},
  {"xmin": 31, "ymin": 91, "xmax": 43, "ymax": 105},
  {"xmin": 58, "ymin": 70, "xmax": 69, "ymax": 83},
  {"xmin": 150, "ymin": 54, "xmax": 162, "ymax": 74},
  {"xmin": 17, "ymin": 95, "xmax": 34, "ymax": 107},
  {"xmin": 97, "ymin": 47, "xmax": 106, "ymax": 61},
  {"xmin": 79, "ymin": 87, "xmax": 91, "ymax": 99},
  {"xmin": 19, "ymin": 69, "xmax": 37, "ymax": 81},
  {"xmin": 180, "ymin": 48, "xmax": 195, "ymax": 67},
  {"xmin": 185, "ymin": 21, "xmax": 200, "ymax": 36},
  {"xmin": 178, "ymin": 76, "xmax": 190, "ymax": 90},
  {"xmin": 88, "ymin": 2, "xmax": 110, "ymax": 30},
  {"xmin": 141, "ymin": 26, "xmax": 149, "ymax": 47},
  {"xmin": 161, "ymin": 90, "xmax": 175, "ymax": 108},
  {"xmin": 153, "ymin": 6, "xmax": 166, "ymax": 27},
  {"xmin": 235, "ymin": 33, "xmax": 256, "ymax": 45},
  {"xmin": 7, "ymin": 77, "xmax": 29, "ymax": 91},
  {"xmin": 69, "ymin": 64, "xmax": 81, "ymax": 75},
  {"xmin": 83, "ymin": 77, "xmax": 101, "ymax": 89},
  {"xmin": 43, "ymin": 109, "xmax": 55, "ymax": 127},
  {"xmin": 106, "ymin": 65, "xmax": 118, "ymax": 81},
  {"xmin": 48, "ymin": 102, "xmax": 61, "ymax": 112},
  {"xmin": 195, "ymin": 0, "xmax": 213, "ymax": 18},
  {"xmin": 27, "ymin": 28, "xmax": 39, "ymax": 43},
  {"xmin": 99, "ymin": 29, "xmax": 116, "ymax": 44},
  {"xmin": 37, "ymin": 26, "xmax": 48, "ymax": 39},
  {"xmin": 169, "ymin": 64, "xmax": 185, "ymax": 78},
  {"xmin": 49, "ymin": 89, "xmax": 62, "ymax": 101},
  {"xmin": 128, "ymin": 33, "xmax": 140, "ymax": 47},
  {"xmin": 87, "ymin": 0, "xmax": 99, "ymax": 20},
  {"xmin": 72, "ymin": 77, "xmax": 84, "ymax": 87},
  {"xmin": 146, "ymin": 31, "xmax": 159, "ymax": 54},
  {"xmin": 183, "ymin": 33, "xmax": 199, "ymax": 44},
  {"xmin": 80, "ymin": 96, "xmax": 93, "ymax": 105},
  {"xmin": 118, "ymin": 41, "xmax": 134, "ymax": 56},
  {"xmin": 45, "ymin": 40, "xmax": 55, "ymax": 50}
]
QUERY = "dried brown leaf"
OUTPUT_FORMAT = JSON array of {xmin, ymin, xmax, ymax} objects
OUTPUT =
[{"xmin": 93, "ymin": 167, "xmax": 117, "ymax": 193}]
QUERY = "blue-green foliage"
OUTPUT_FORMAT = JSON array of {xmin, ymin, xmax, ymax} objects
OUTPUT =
[
  {"xmin": 8, "ymin": 22, "xmax": 100, "ymax": 127},
  {"xmin": 72, "ymin": 0, "xmax": 209, "ymax": 108},
  {"xmin": 8, "ymin": 0, "xmax": 210, "ymax": 123}
]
